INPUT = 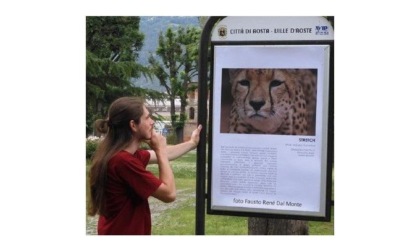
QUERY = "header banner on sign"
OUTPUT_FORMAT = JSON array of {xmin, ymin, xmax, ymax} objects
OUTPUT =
[
  {"xmin": 198, "ymin": 16, "xmax": 334, "ymax": 222},
  {"xmin": 211, "ymin": 16, "xmax": 334, "ymax": 42}
]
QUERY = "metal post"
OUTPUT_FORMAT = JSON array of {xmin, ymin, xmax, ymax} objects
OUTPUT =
[{"xmin": 195, "ymin": 16, "xmax": 224, "ymax": 235}]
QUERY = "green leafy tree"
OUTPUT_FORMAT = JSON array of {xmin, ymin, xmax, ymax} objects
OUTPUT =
[
  {"xmin": 148, "ymin": 26, "xmax": 201, "ymax": 142},
  {"xmin": 86, "ymin": 16, "xmax": 151, "ymax": 135},
  {"xmin": 198, "ymin": 16, "xmax": 209, "ymax": 29}
]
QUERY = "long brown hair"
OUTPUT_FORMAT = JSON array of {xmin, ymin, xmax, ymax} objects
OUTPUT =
[{"xmin": 87, "ymin": 97, "xmax": 145, "ymax": 216}]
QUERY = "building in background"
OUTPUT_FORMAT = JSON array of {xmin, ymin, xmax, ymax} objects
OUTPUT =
[
  {"xmin": 183, "ymin": 89, "xmax": 199, "ymax": 142},
  {"xmin": 146, "ymin": 88, "xmax": 201, "ymax": 142}
]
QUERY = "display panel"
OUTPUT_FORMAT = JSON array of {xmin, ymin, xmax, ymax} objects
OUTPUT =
[{"xmin": 209, "ymin": 44, "xmax": 331, "ymax": 219}]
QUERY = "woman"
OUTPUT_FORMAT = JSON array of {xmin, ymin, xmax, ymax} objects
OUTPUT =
[{"xmin": 88, "ymin": 96, "xmax": 202, "ymax": 235}]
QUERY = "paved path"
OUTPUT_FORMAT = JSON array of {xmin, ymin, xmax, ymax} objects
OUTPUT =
[{"xmin": 86, "ymin": 189, "xmax": 192, "ymax": 235}]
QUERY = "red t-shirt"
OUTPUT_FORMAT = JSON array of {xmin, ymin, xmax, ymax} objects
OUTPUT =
[{"xmin": 97, "ymin": 150, "xmax": 162, "ymax": 235}]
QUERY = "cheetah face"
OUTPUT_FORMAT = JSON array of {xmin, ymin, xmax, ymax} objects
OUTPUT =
[{"xmin": 230, "ymin": 69, "xmax": 293, "ymax": 133}]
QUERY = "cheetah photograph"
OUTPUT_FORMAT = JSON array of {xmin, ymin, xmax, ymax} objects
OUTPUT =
[{"xmin": 220, "ymin": 68, "xmax": 317, "ymax": 136}]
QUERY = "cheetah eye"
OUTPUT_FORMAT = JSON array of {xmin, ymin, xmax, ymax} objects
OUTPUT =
[
  {"xmin": 238, "ymin": 80, "xmax": 250, "ymax": 87},
  {"xmin": 270, "ymin": 80, "xmax": 284, "ymax": 88}
]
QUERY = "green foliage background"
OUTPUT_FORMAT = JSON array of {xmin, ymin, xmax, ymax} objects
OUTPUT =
[{"xmin": 86, "ymin": 17, "xmax": 202, "ymax": 139}]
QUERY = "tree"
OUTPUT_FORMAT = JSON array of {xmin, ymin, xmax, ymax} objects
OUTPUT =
[
  {"xmin": 248, "ymin": 218, "xmax": 308, "ymax": 235},
  {"xmin": 198, "ymin": 16, "xmax": 209, "ymax": 29},
  {"xmin": 176, "ymin": 27, "xmax": 200, "ymax": 141},
  {"xmin": 86, "ymin": 16, "xmax": 151, "ymax": 135},
  {"xmin": 148, "ymin": 26, "xmax": 201, "ymax": 142}
]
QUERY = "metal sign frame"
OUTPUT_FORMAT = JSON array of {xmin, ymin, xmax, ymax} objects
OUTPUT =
[{"xmin": 196, "ymin": 16, "xmax": 334, "ymax": 234}]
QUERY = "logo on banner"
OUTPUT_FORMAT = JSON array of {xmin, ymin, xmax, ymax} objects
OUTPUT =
[
  {"xmin": 315, "ymin": 25, "xmax": 329, "ymax": 35},
  {"xmin": 218, "ymin": 25, "xmax": 227, "ymax": 39}
]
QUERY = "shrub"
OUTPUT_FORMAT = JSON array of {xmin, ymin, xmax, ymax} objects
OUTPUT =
[
  {"xmin": 166, "ymin": 133, "xmax": 177, "ymax": 145},
  {"xmin": 86, "ymin": 136, "xmax": 100, "ymax": 160}
]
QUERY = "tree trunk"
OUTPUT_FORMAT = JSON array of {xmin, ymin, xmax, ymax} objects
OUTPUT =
[
  {"xmin": 170, "ymin": 98, "xmax": 176, "ymax": 127},
  {"xmin": 175, "ymin": 126, "xmax": 184, "ymax": 144},
  {"xmin": 248, "ymin": 217, "xmax": 308, "ymax": 235}
]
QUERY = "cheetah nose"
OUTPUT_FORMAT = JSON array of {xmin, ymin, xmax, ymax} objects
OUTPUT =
[{"xmin": 249, "ymin": 100, "xmax": 265, "ymax": 111}]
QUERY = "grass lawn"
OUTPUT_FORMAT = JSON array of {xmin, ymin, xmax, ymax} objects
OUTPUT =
[{"xmin": 86, "ymin": 150, "xmax": 334, "ymax": 235}]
